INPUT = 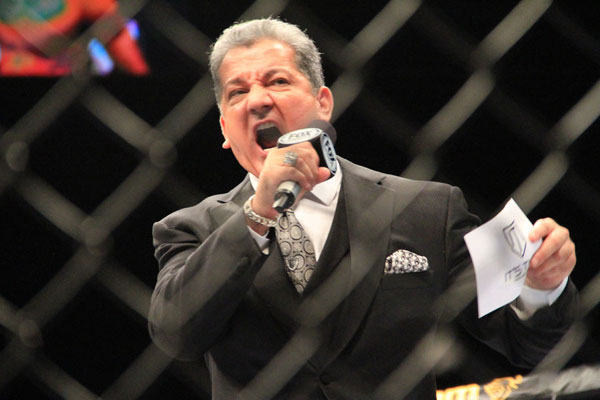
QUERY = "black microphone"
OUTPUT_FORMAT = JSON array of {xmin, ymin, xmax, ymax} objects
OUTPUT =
[{"xmin": 272, "ymin": 120, "xmax": 337, "ymax": 213}]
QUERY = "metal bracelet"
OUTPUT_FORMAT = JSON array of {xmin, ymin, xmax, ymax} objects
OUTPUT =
[{"xmin": 244, "ymin": 195, "xmax": 278, "ymax": 227}]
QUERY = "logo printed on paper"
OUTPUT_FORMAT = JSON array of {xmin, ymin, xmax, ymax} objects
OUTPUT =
[{"xmin": 503, "ymin": 221, "xmax": 526, "ymax": 258}]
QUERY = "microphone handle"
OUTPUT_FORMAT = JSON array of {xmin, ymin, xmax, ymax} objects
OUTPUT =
[{"xmin": 273, "ymin": 180, "xmax": 301, "ymax": 213}]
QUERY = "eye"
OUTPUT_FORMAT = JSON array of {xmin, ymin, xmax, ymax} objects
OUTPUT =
[
  {"xmin": 270, "ymin": 78, "xmax": 289, "ymax": 86},
  {"xmin": 228, "ymin": 88, "xmax": 247, "ymax": 99}
]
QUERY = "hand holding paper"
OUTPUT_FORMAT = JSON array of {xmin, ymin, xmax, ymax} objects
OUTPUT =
[
  {"xmin": 464, "ymin": 199, "xmax": 576, "ymax": 318},
  {"xmin": 465, "ymin": 199, "xmax": 542, "ymax": 317},
  {"xmin": 527, "ymin": 217, "xmax": 576, "ymax": 291}
]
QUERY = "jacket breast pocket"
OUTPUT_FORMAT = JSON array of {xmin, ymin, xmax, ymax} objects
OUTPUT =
[{"xmin": 381, "ymin": 269, "xmax": 434, "ymax": 290}]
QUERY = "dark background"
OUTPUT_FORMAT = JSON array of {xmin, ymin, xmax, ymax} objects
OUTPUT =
[{"xmin": 1, "ymin": 0, "xmax": 599, "ymax": 398}]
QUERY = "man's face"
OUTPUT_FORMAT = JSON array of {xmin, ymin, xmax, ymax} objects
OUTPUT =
[{"xmin": 218, "ymin": 39, "xmax": 333, "ymax": 176}]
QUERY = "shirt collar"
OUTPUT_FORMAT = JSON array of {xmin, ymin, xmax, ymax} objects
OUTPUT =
[{"xmin": 249, "ymin": 160, "xmax": 342, "ymax": 207}]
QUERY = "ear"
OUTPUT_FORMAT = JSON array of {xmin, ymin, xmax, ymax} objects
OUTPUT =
[
  {"xmin": 219, "ymin": 115, "xmax": 231, "ymax": 149},
  {"xmin": 315, "ymin": 86, "xmax": 334, "ymax": 121}
]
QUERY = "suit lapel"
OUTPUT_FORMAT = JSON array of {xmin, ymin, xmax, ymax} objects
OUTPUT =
[
  {"xmin": 328, "ymin": 159, "xmax": 394, "ymax": 359},
  {"xmin": 208, "ymin": 175, "xmax": 252, "ymax": 225},
  {"xmin": 297, "ymin": 159, "xmax": 395, "ymax": 368}
]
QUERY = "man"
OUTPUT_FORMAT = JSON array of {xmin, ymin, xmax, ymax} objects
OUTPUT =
[{"xmin": 148, "ymin": 18, "xmax": 577, "ymax": 399}]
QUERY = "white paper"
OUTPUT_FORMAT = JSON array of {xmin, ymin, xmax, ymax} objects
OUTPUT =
[{"xmin": 464, "ymin": 199, "xmax": 542, "ymax": 318}]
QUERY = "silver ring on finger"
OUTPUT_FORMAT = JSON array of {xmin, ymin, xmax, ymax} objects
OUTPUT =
[{"xmin": 283, "ymin": 151, "xmax": 298, "ymax": 167}]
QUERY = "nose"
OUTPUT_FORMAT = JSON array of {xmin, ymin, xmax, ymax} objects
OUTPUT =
[{"xmin": 247, "ymin": 85, "xmax": 273, "ymax": 118}]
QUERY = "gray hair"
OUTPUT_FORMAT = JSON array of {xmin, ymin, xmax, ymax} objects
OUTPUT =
[{"xmin": 209, "ymin": 18, "xmax": 325, "ymax": 107}]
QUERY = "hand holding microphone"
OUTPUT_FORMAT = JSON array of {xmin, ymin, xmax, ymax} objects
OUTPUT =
[
  {"xmin": 248, "ymin": 121, "xmax": 337, "ymax": 232},
  {"xmin": 272, "ymin": 121, "xmax": 337, "ymax": 212}
]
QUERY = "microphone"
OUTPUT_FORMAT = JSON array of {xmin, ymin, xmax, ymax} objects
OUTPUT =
[{"xmin": 272, "ymin": 121, "xmax": 338, "ymax": 213}]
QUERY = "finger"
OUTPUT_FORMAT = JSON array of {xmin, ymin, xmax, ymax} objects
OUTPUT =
[
  {"xmin": 526, "ymin": 251, "xmax": 575, "ymax": 290},
  {"xmin": 259, "ymin": 148, "xmax": 313, "ymax": 189},
  {"xmin": 292, "ymin": 165, "xmax": 330, "ymax": 192},
  {"xmin": 317, "ymin": 167, "xmax": 331, "ymax": 184},
  {"xmin": 531, "ymin": 239, "xmax": 575, "ymax": 273},
  {"xmin": 528, "ymin": 218, "xmax": 556, "ymax": 242},
  {"xmin": 292, "ymin": 168, "xmax": 331, "ymax": 205},
  {"xmin": 293, "ymin": 142, "xmax": 322, "ymax": 168},
  {"xmin": 285, "ymin": 146, "xmax": 323, "ymax": 184},
  {"xmin": 279, "ymin": 146, "xmax": 318, "ymax": 169},
  {"xmin": 530, "ymin": 225, "xmax": 570, "ymax": 268},
  {"xmin": 294, "ymin": 158, "xmax": 318, "ymax": 190},
  {"xmin": 281, "ymin": 157, "xmax": 321, "ymax": 192}
]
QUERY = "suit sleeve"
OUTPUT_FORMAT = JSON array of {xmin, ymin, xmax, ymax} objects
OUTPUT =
[
  {"xmin": 148, "ymin": 205, "xmax": 267, "ymax": 360},
  {"xmin": 444, "ymin": 186, "xmax": 578, "ymax": 369}
]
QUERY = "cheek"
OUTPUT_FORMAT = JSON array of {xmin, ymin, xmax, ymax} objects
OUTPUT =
[
  {"xmin": 285, "ymin": 99, "xmax": 320, "ymax": 123},
  {"xmin": 231, "ymin": 136, "xmax": 260, "ymax": 162}
]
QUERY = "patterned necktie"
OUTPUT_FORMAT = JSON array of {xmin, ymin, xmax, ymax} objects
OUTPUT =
[{"xmin": 275, "ymin": 209, "xmax": 316, "ymax": 293}]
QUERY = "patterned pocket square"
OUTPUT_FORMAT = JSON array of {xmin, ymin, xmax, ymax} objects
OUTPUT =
[{"xmin": 385, "ymin": 249, "xmax": 429, "ymax": 274}]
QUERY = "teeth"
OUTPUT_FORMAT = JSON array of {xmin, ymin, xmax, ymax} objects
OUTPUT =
[{"xmin": 256, "ymin": 122, "xmax": 276, "ymax": 131}]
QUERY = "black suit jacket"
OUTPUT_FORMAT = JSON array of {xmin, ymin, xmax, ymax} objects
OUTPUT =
[{"xmin": 149, "ymin": 157, "xmax": 577, "ymax": 399}]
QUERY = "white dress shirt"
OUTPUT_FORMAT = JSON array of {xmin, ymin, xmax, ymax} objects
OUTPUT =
[{"xmin": 244, "ymin": 165, "xmax": 566, "ymax": 318}]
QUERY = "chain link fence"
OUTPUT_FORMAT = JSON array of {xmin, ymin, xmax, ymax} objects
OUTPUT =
[{"xmin": 1, "ymin": 0, "xmax": 599, "ymax": 398}]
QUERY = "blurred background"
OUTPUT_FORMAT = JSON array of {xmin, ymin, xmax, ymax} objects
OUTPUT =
[{"xmin": 0, "ymin": 0, "xmax": 598, "ymax": 398}]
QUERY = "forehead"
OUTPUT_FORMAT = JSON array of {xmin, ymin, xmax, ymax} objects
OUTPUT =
[{"xmin": 219, "ymin": 39, "xmax": 299, "ymax": 83}]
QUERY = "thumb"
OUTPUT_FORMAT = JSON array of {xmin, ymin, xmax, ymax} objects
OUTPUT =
[{"xmin": 317, "ymin": 167, "xmax": 331, "ymax": 184}]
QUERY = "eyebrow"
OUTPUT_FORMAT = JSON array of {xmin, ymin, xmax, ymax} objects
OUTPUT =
[{"xmin": 223, "ymin": 68, "xmax": 291, "ymax": 88}]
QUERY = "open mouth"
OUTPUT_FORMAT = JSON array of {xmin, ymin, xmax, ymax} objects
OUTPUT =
[{"xmin": 256, "ymin": 123, "xmax": 282, "ymax": 150}]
